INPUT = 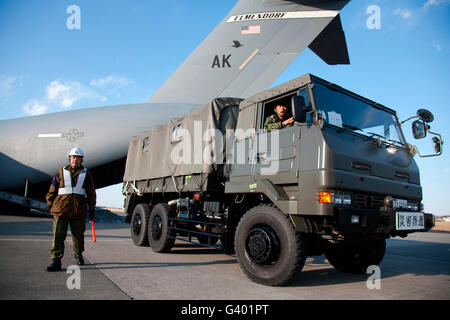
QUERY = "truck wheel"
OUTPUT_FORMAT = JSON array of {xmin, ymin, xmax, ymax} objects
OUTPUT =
[
  {"xmin": 325, "ymin": 239, "xmax": 386, "ymax": 274},
  {"xmin": 234, "ymin": 205, "xmax": 307, "ymax": 286},
  {"xmin": 148, "ymin": 203, "xmax": 175, "ymax": 253},
  {"xmin": 130, "ymin": 203, "xmax": 151, "ymax": 246}
]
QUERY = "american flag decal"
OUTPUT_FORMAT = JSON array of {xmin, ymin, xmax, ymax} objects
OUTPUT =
[{"xmin": 241, "ymin": 25, "xmax": 261, "ymax": 35}]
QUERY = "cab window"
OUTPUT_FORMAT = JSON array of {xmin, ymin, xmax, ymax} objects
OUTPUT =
[{"xmin": 261, "ymin": 94, "xmax": 294, "ymax": 132}]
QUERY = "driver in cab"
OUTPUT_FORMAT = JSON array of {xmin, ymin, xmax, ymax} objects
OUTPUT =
[{"xmin": 264, "ymin": 104, "xmax": 294, "ymax": 132}]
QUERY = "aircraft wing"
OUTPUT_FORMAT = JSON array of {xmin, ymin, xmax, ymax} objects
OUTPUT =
[{"xmin": 149, "ymin": 0, "xmax": 350, "ymax": 105}]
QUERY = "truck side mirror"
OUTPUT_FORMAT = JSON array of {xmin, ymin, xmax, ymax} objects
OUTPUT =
[
  {"xmin": 433, "ymin": 137, "xmax": 443, "ymax": 154},
  {"xmin": 291, "ymin": 95, "xmax": 311, "ymax": 123},
  {"xmin": 402, "ymin": 108, "xmax": 443, "ymax": 157},
  {"xmin": 412, "ymin": 120, "xmax": 426, "ymax": 139},
  {"xmin": 417, "ymin": 109, "xmax": 434, "ymax": 123}
]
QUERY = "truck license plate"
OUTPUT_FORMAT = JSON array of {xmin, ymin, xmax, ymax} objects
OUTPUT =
[{"xmin": 396, "ymin": 212, "xmax": 425, "ymax": 230}]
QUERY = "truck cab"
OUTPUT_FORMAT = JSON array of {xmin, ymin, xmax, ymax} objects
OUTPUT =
[{"xmin": 226, "ymin": 74, "xmax": 435, "ymax": 237}]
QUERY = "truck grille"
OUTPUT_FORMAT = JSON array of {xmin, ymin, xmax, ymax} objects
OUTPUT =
[{"xmin": 354, "ymin": 194, "xmax": 385, "ymax": 209}]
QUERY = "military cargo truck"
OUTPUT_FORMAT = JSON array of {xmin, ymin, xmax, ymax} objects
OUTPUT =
[{"xmin": 122, "ymin": 74, "xmax": 442, "ymax": 286}]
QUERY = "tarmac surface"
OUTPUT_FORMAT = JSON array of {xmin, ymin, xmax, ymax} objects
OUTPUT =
[{"xmin": 0, "ymin": 211, "xmax": 449, "ymax": 300}]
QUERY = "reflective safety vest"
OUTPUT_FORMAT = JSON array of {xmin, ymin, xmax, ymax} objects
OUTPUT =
[{"xmin": 58, "ymin": 168, "xmax": 87, "ymax": 196}]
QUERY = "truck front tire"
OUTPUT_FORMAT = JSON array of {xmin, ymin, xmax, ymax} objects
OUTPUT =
[
  {"xmin": 130, "ymin": 203, "xmax": 151, "ymax": 246},
  {"xmin": 148, "ymin": 203, "xmax": 176, "ymax": 253},
  {"xmin": 325, "ymin": 239, "xmax": 386, "ymax": 274},
  {"xmin": 235, "ymin": 205, "xmax": 307, "ymax": 286}
]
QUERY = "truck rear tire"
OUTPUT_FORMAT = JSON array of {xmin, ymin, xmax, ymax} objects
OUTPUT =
[
  {"xmin": 325, "ymin": 239, "xmax": 386, "ymax": 274},
  {"xmin": 148, "ymin": 203, "xmax": 176, "ymax": 253},
  {"xmin": 130, "ymin": 203, "xmax": 151, "ymax": 246},
  {"xmin": 234, "ymin": 205, "xmax": 307, "ymax": 286}
]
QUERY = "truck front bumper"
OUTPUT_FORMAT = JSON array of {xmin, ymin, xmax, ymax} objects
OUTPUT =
[{"xmin": 334, "ymin": 208, "xmax": 434, "ymax": 235}]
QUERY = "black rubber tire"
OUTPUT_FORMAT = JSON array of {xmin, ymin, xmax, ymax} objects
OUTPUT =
[
  {"xmin": 325, "ymin": 239, "xmax": 386, "ymax": 274},
  {"xmin": 130, "ymin": 203, "xmax": 151, "ymax": 247},
  {"xmin": 234, "ymin": 205, "xmax": 307, "ymax": 286},
  {"xmin": 148, "ymin": 203, "xmax": 175, "ymax": 253}
]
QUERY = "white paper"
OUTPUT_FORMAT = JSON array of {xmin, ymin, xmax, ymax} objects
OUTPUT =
[{"xmin": 328, "ymin": 111, "xmax": 343, "ymax": 128}]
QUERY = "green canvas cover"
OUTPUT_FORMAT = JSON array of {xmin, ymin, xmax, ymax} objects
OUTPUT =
[{"xmin": 123, "ymin": 98, "xmax": 242, "ymax": 182}]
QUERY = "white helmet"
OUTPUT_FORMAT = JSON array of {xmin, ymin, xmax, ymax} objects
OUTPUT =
[{"xmin": 68, "ymin": 147, "xmax": 84, "ymax": 157}]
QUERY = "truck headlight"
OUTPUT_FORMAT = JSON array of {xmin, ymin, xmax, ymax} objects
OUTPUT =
[{"xmin": 318, "ymin": 192, "xmax": 352, "ymax": 205}]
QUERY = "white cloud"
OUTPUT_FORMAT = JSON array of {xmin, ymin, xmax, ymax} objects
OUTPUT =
[
  {"xmin": 45, "ymin": 80, "xmax": 106, "ymax": 108},
  {"xmin": 23, "ymin": 100, "xmax": 48, "ymax": 116},
  {"xmin": 46, "ymin": 81, "xmax": 76, "ymax": 108},
  {"xmin": 90, "ymin": 75, "xmax": 134, "ymax": 89},
  {"xmin": 394, "ymin": 8, "xmax": 412, "ymax": 19},
  {"xmin": 0, "ymin": 75, "xmax": 22, "ymax": 96},
  {"xmin": 21, "ymin": 79, "xmax": 107, "ymax": 116},
  {"xmin": 18, "ymin": 75, "xmax": 132, "ymax": 117},
  {"xmin": 423, "ymin": 0, "xmax": 450, "ymax": 9},
  {"xmin": 434, "ymin": 43, "xmax": 442, "ymax": 51}
]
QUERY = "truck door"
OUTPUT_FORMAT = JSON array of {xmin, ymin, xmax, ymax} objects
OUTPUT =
[{"xmin": 255, "ymin": 96, "xmax": 300, "ymax": 184}]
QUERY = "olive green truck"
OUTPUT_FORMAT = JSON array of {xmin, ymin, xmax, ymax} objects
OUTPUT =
[{"xmin": 122, "ymin": 74, "xmax": 443, "ymax": 286}]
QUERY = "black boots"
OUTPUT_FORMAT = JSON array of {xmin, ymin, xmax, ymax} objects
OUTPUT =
[
  {"xmin": 75, "ymin": 254, "xmax": 84, "ymax": 265},
  {"xmin": 46, "ymin": 254, "xmax": 84, "ymax": 271},
  {"xmin": 46, "ymin": 259, "xmax": 62, "ymax": 272}
]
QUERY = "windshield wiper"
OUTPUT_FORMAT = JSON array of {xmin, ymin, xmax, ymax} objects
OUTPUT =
[
  {"xmin": 364, "ymin": 132, "xmax": 403, "ymax": 148},
  {"xmin": 387, "ymin": 139, "xmax": 404, "ymax": 146},
  {"xmin": 343, "ymin": 124, "xmax": 366, "ymax": 133},
  {"xmin": 365, "ymin": 132, "xmax": 385, "ymax": 141},
  {"xmin": 330, "ymin": 123, "xmax": 366, "ymax": 135}
]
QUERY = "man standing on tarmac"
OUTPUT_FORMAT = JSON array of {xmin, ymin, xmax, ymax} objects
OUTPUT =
[{"xmin": 45, "ymin": 147, "xmax": 96, "ymax": 272}]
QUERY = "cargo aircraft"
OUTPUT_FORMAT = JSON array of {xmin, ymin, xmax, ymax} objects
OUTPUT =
[{"xmin": 0, "ymin": 0, "xmax": 351, "ymax": 211}]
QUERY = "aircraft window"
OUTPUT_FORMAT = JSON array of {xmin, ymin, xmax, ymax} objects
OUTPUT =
[{"xmin": 171, "ymin": 123, "xmax": 183, "ymax": 142}]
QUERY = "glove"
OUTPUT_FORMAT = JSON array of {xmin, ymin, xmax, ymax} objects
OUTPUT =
[{"xmin": 89, "ymin": 208, "xmax": 95, "ymax": 221}]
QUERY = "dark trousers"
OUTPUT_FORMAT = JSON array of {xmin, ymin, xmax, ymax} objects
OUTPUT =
[{"xmin": 50, "ymin": 215, "xmax": 85, "ymax": 261}]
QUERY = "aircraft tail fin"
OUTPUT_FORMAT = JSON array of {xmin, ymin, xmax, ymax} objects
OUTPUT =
[
  {"xmin": 308, "ymin": 14, "xmax": 350, "ymax": 65},
  {"xmin": 149, "ymin": 0, "xmax": 351, "ymax": 104}
]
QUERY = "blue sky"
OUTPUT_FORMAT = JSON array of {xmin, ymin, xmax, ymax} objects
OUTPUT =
[{"xmin": 0, "ymin": 0, "xmax": 449, "ymax": 214}]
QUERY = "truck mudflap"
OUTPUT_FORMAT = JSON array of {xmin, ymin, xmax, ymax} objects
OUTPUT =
[{"xmin": 334, "ymin": 208, "xmax": 434, "ymax": 235}]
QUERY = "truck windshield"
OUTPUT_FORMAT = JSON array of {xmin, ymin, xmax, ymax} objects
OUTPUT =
[{"xmin": 312, "ymin": 81, "xmax": 405, "ymax": 147}]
